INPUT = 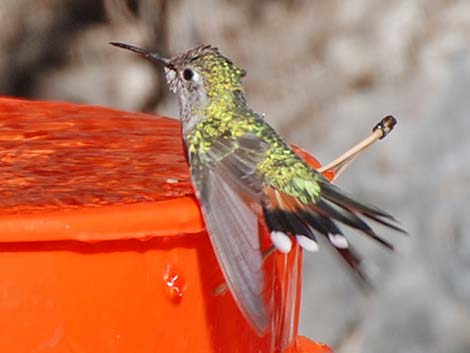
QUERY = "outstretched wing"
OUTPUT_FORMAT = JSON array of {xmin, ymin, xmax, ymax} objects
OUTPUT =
[{"xmin": 189, "ymin": 133, "xmax": 269, "ymax": 334}]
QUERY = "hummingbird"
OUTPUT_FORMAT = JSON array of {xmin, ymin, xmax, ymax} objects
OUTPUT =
[{"xmin": 110, "ymin": 42, "xmax": 404, "ymax": 334}]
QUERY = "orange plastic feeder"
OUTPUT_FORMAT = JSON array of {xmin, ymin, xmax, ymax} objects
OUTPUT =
[{"xmin": 0, "ymin": 97, "xmax": 332, "ymax": 353}]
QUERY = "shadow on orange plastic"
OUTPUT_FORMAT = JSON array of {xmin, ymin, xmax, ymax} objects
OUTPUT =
[{"xmin": 0, "ymin": 97, "xmax": 333, "ymax": 353}]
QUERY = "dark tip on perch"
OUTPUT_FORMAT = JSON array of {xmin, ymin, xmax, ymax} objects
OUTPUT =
[{"xmin": 373, "ymin": 115, "xmax": 397, "ymax": 139}]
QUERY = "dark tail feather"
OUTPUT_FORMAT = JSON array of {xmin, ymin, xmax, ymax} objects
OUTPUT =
[
  {"xmin": 299, "ymin": 209, "xmax": 372, "ymax": 288},
  {"xmin": 283, "ymin": 212, "xmax": 316, "ymax": 241},
  {"xmin": 319, "ymin": 181, "xmax": 394, "ymax": 219},
  {"xmin": 311, "ymin": 199, "xmax": 395, "ymax": 250},
  {"xmin": 320, "ymin": 182, "xmax": 407, "ymax": 234},
  {"xmin": 335, "ymin": 245, "xmax": 372, "ymax": 289},
  {"xmin": 263, "ymin": 207, "xmax": 317, "ymax": 244},
  {"xmin": 300, "ymin": 210, "xmax": 342, "ymax": 236},
  {"xmin": 363, "ymin": 213, "xmax": 407, "ymax": 234},
  {"xmin": 263, "ymin": 207, "xmax": 284, "ymax": 233},
  {"xmin": 263, "ymin": 180, "xmax": 405, "ymax": 288}
]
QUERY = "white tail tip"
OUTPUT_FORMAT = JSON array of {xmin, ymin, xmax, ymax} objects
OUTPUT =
[
  {"xmin": 296, "ymin": 235, "xmax": 319, "ymax": 252},
  {"xmin": 328, "ymin": 234, "xmax": 349, "ymax": 249},
  {"xmin": 271, "ymin": 231, "xmax": 292, "ymax": 253}
]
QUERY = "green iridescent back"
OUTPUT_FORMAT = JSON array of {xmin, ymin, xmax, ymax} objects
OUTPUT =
[{"xmin": 180, "ymin": 48, "xmax": 322, "ymax": 204}]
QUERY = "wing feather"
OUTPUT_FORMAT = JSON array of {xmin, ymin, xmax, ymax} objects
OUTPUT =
[
  {"xmin": 189, "ymin": 133, "xmax": 269, "ymax": 334},
  {"xmin": 198, "ymin": 167, "xmax": 266, "ymax": 333}
]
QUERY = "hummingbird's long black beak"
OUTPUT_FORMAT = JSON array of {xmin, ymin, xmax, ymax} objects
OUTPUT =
[{"xmin": 109, "ymin": 42, "xmax": 174, "ymax": 70}]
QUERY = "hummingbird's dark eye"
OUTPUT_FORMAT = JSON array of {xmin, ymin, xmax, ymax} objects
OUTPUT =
[{"xmin": 183, "ymin": 68, "xmax": 194, "ymax": 81}]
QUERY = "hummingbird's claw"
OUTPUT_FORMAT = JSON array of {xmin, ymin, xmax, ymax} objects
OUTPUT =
[{"xmin": 213, "ymin": 282, "xmax": 229, "ymax": 296}]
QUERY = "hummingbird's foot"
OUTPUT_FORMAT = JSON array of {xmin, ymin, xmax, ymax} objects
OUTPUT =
[
  {"xmin": 213, "ymin": 282, "xmax": 228, "ymax": 296},
  {"xmin": 318, "ymin": 115, "xmax": 397, "ymax": 180}
]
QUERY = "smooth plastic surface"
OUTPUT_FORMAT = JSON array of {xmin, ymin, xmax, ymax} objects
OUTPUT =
[{"xmin": 0, "ymin": 97, "xmax": 333, "ymax": 353}]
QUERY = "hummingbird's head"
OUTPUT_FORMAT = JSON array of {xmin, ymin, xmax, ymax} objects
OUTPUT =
[{"xmin": 110, "ymin": 42, "xmax": 246, "ymax": 112}]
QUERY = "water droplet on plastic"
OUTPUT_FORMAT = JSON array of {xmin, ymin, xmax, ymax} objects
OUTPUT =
[{"xmin": 163, "ymin": 265, "xmax": 186, "ymax": 304}]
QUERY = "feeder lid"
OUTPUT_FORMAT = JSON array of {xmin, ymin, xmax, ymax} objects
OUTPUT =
[{"xmin": 0, "ymin": 97, "xmax": 203, "ymax": 242}]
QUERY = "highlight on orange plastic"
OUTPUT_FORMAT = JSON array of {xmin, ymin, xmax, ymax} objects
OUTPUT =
[{"xmin": 0, "ymin": 97, "xmax": 333, "ymax": 353}]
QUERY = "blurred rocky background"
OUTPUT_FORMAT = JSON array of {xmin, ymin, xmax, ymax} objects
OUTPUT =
[{"xmin": 1, "ymin": 0, "xmax": 469, "ymax": 352}]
